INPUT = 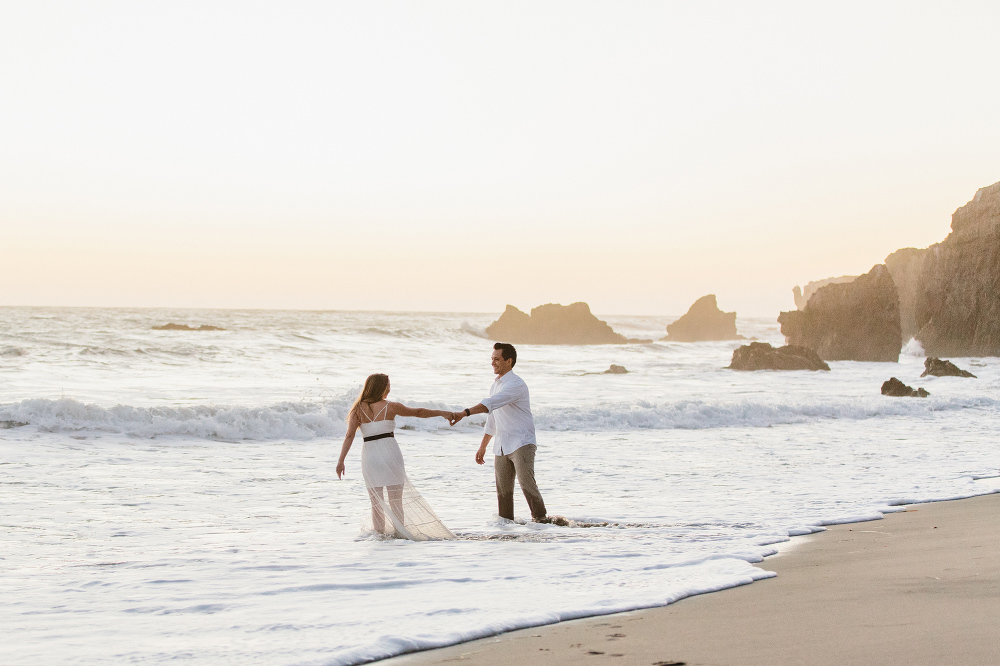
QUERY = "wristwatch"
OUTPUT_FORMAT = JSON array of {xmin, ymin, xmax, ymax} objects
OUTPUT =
[{"xmin": 464, "ymin": 408, "xmax": 471, "ymax": 417}]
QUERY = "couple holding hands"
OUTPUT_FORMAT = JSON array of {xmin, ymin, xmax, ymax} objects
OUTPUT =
[{"xmin": 336, "ymin": 342, "xmax": 547, "ymax": 541}]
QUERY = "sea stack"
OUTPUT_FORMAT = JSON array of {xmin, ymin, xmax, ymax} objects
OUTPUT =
[
  {"xmin": 663, "ymin": 295, "xmax": 744, "ymax": 342},
  {"xmin": 152, "ymin": 323, "xmax": 225, "ymax": 331},
  {"xmin": 792, "ymin": 275, "xmax": 858, "ymax": 310},
  {"xmin": 778, "ymin": 264, "xmax": 902, "ymax": 362},
  {"xmin": 485, "ymin": 303, "xmax": 628, "ymax": 345}
]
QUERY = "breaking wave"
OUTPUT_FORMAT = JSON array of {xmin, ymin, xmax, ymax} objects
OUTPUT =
[
  {"xmin": 0, "ymin": 397, "xmax": 354, "ymax": 441},
  {"xmin": 1, "ymin": 395, "xmax": 996, "ymax": 441},
  {"xmin": 460, "ymin": 322, "xmax": 489, "ymax": 339},
  {"xmin": 533, "ymin": 395, "xmax": 999, "ymax": 430}
]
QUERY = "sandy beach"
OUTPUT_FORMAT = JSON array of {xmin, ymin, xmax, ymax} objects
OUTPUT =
[{"xmin": 387, "ymin": 492, "xmax": 1000, "ymax": 666}]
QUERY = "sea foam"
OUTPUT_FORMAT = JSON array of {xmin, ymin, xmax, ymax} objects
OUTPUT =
[{"xmin": 1, "ymin": 394, "xmax": 995, "ymax": 440}]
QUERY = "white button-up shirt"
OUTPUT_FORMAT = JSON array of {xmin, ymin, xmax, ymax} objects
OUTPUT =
[{"xmin": 481, "ymin": 371, "xmax": 536, "ymax": 456}]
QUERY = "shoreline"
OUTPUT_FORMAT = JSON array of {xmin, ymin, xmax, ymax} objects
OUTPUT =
[{"xmin": 385, "ymin": 492, "xmax": 1000, "ymax": 666}]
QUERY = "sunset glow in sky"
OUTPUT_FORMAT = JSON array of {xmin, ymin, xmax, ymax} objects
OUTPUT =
[{"xmin": 3, "ymin": 1, "xmax": 999, "ymax": 316}]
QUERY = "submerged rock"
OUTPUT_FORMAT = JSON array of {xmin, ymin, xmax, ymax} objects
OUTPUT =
[
  {"xmin": 881, "ymin": 377, "xmax": 929, "ymax": 397},
  {"xmin": 920, "ymin": 357, "xmax": 976, "ymax": 378},
  {"xmin": 778, "ymin": 264, "xmax": 901, "ymax": 362},
  {"xmin": 485, "ymin": 303, "xmax": 629, "ymax": 345},
  {"xmin": 663, "ymin": 295, "xmax": 744, "ymax": 342},
  {"xmin": 153, "ymin": 323, "xmax": 226, "ymax": 331},
  {"xmin": 603, "ymin": 364, "xmax": 628, "ymax": 374},
  {"xmin": 727, "ymin": 342, "xmax": 831, "ymax": 371}
]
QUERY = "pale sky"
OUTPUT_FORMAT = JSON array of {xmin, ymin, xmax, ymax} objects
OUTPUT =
[{"xmin": 2, "ymin": 1, "xmax": 999, "ymax": 316}]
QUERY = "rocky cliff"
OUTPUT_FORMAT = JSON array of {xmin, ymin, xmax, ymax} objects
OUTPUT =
[
  {"xmin": 663, "ymin": 295, "xmax": 744, "ymax": 342},
  {"xmin": 778, "ymin": 264, "xmax": 902, "ymax": 362},
  {"xmin": 485, "ymin": 303, "xmax": 628, "ymax": 345},
  {"xmin": 910, "ymin": 181, "xmax": 1000, "ymax": 356},
  {"xmin": 884, "ymin": 247, "xmax": 930, "ymax": 343}
]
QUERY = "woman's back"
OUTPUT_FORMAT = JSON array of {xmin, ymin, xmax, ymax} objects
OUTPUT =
[{"xmin": 358, "ymin": 401, "xmax": 394, "ymax": 438}]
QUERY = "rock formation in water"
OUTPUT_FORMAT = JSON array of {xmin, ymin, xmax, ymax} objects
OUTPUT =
[
  {"xmin": 662, "ymin": 295, "xmax": 744, "ymax": 342},
  {"xmin": 920, "ymin": 357, "xmax": 976, "ymax": 378},
  {"xmin": 884, "ymin": 247, "xmax": 930, "ymax": 343},
  {"xmin": 792, "ymin": 275, "xmax": 858, "ymax": 310},
  {"xmin": 603, "ymin": 364, "xmax": 628, "ymax": 374},
  {"xmin": 485, "ymin": 303, "xmax": 628, "ymax": 345},
  {"xmin": 881, "ymin": 377, "xmax": 929, "ymax": 397},
  {"xmin": 909, "ymin": 181, "xmax": 1000, "ymax": 357},
  {"xmin": 153, "ymin": 323, "xmax": 225, "ymax": 331},
  {"xmin": 778, "ymin": 264, "xmax": 901, "ymax": 362},
  {"xmin": 727, "ymin": 342, "xmax": 831, "ymax": 371},
  {"xmin": 784, "ymin": 181, "xmax": 1000, "ymax": 356}
]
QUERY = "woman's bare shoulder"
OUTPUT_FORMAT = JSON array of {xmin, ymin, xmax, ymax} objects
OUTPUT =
[{"xmin": 389, "ymin": 401, "xmax": 417, "ymax": 417}]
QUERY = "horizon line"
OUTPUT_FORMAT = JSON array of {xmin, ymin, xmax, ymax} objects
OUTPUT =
[{"xmin": 0, "ymin": 303, "xmax": 786, "ymax": 320}]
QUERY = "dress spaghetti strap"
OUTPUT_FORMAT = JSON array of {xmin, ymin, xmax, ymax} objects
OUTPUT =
[{"xmin": 361, "ymin": 402, "xmax": 389, "ymax": 423}]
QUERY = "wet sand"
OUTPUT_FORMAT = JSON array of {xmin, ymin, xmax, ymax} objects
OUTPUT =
[{"xmin": 385, "ymin": 492, "xmax": 1000, "ymax": 666}]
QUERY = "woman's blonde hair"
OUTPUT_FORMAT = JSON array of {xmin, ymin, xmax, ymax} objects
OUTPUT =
[{"xmin": 348, "ymin": 373, "xmax": 390, "ymax": 423}]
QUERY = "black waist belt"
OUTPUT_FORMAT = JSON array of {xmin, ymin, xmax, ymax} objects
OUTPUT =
[{"xmin": 363, "ymin": 432, "xmax": 395, "ymax": 442}]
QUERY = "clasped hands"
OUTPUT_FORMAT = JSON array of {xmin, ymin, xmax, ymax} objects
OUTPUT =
[{"xmin": 446, "ymin": 411, "xmax": 465, "ymax": 426}]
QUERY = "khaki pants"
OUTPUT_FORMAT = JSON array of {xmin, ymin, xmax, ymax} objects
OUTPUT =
[{"xmin": 494, "ymin": 444, "xmax": 547, "ymax": 520}]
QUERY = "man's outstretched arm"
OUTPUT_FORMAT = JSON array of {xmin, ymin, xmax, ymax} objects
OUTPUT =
[{"xmin": 448, "ymin": 402, "xmax": 488, "ymax": 425}]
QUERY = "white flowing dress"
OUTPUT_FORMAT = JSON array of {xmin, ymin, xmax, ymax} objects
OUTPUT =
[{"xmin": 359, "ymin": 409, "xmax": 454, "ymax": 541}]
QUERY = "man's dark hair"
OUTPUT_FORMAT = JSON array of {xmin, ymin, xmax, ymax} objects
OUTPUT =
[{"xmin": 493, "ymin": 342, "xmax": 517, "ymax": 367}]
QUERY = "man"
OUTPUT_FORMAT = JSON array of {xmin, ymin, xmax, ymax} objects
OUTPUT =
[{"xmin": 450, "ymin": 342, "xmax": 547, "ymax": 521}]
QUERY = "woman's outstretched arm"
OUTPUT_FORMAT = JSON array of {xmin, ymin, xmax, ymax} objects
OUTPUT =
[
  {"xmin": 336, "ymin": 413, "xmax": 361, "ymax": 479},
  {"xmin": 390, "ymin": 402, "xmax": 452, "ymax": 420}
]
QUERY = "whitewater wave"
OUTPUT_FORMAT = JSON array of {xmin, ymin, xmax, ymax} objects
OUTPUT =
[
  {"xmin": 534, "ymin": 395, "xmax": 1000, "ymax": 430},
  {"xmin": 1, "ymin": 395, "xmax": 996, "ymax": 441},
  {"xmin": 1, "ymin": 346, "xmax": 28, "ymax": 357},
  {"xmin": 0, "ymin": 397, "xmax": 354, "ymax": 441},
  {"xmin": 460, "ymin": 322, "xmax": 489, "ymax": 339}
]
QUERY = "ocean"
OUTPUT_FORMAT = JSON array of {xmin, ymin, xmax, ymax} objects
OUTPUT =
[{"xmin": 2, "ymin": 306, "xmax": 997, "ymax": 665}]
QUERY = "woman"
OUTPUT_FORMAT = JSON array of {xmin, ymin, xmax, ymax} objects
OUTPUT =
[{"xmin": 336, "ymin": 373, "xmax": 455, "ymax": 541}]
